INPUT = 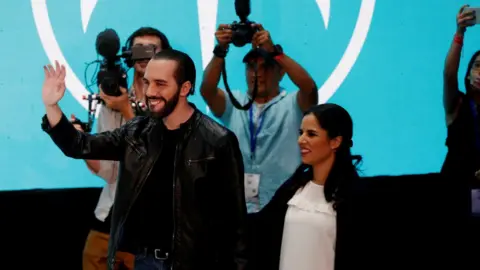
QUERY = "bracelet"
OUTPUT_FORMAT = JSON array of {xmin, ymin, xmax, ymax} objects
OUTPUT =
[
  {"xmin": 454, "ymin": 34, "xmax": 464, "ymax": 46},
  {"xmin": 273, "ymin": 54, "xmax": 284, "ymax": 61}
]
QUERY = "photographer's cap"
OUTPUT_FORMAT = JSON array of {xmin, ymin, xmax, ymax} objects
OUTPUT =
[{"xmin": 242, "ymin": 48, "xmax": 275, "ymax": 66}]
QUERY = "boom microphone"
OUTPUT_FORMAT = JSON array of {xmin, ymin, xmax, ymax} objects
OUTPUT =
[{"xmin": 95, "ymin": 28, "xmax": 120, "ymax": 60}]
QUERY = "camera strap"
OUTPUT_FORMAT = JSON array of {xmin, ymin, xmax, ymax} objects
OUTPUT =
[{"xmin": 221, "ymin": 60, "xmax": 258, "ymax": 110}]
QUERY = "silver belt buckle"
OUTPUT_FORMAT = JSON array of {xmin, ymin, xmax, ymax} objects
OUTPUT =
[{"xmin": 154, "ymin": 249, "xmax": 168, "ymax": 260}]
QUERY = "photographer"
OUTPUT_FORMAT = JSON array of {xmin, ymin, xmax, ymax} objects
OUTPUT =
[
  {"xmin": 200, "ymin": 23, "xmax": 318, "ymax": 212},
  {"xmin": 125, "ymin": 27, "xmax": 172, "ymax": 103},
  {"xmin": 79, "ymin": 26, "xmax": 171, "ymax": 270}
]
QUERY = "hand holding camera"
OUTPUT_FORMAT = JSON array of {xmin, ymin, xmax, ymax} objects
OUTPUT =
[
  {"xmin": 215, "ymin": 24, "xmax": 233, "ymax": 50},
  {"xmin": 215, "ymin": 23, "xmax": 274, "ymax": 50},
  {"xmin": 99, "ymin": 86, "xmax": 130, "ymax": 112},
  {"xmin": 251, "ymin": 24, "xmax": 274, "ymax": 52},
  {"xmin": 457, "ymin": 5, "xmax": 477, "ymax": 34}
]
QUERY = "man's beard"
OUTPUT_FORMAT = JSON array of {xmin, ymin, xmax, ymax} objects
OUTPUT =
[{"xmin": 147, "ymin": 88, "xmax": 181, "ymax": 119}]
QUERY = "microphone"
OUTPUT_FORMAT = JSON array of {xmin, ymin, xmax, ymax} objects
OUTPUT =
[{"xmin": 95, "ymin": 28, "xmax": 120, "ymax": 60}]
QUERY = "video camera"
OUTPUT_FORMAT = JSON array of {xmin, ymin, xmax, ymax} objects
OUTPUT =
[
  {"xmin": 95, "ymin": 28, "xmax": 156, "ymax": 96},
  {"xmin": 77, "ymin": 28, "xmax": 152, "ymax": 132}
]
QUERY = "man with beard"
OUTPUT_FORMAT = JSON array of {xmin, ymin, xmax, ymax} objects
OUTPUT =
[
  {"xmin": 40, "ymin": 50, "xmax": 247, "ymax": 270},
  {"xmin": 78, "ymin": 26, "xmax": 171, "ymax": 270},
  {"xmin": 201, "ymin": 23, "xmax": 318, "ymax": 212}
]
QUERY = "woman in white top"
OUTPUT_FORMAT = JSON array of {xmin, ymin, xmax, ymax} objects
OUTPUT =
[{"xmin": 248, "ymin": 103, "xmax": 362, "ymax": 270}]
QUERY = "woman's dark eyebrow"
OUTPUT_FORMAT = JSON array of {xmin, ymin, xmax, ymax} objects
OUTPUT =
[{"xmin": 301, "ymin": 128, "xmax": 318, "ymax": 133}]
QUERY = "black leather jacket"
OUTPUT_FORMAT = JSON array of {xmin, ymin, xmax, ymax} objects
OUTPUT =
[{"xmin": 42, "ymin": 108, "xmax": 248, "ymax": 270}]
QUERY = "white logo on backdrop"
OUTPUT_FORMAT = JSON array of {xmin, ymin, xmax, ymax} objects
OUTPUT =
[{"xmin": 31, "ymin": 0, "xmax": 375, "ymax": 110}]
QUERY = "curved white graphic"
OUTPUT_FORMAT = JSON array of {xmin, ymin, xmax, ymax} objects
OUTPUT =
[
  {"xmin": 31, "ymin": 0, "xmax": 375, "ymax": 111},
  {"xmin": 81, "ymin": 0, "xmax": 98, "ymax": 33},
  {"xmin": 316, "ymin": 0, "xmax": 330, "ymax": 28},
  {"xmin": 32, "ymin": 0, "xmax": 91, "ymax": 109},
  {"xmin": 318, "ymin": 0, "xmax": 374, "ymax": 103}
]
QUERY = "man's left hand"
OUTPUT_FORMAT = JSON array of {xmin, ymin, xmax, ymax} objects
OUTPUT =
[
  {"xmin": 252, "ymin": 24, "xmax": 274, "ymax": 52},
  {"xmin": 99, "ymin": 86, "xmax": 130, "ymax": 112}
]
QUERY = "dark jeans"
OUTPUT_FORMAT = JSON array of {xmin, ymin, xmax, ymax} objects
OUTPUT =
[{"xmin": 134, "ymin": 251, "xmax": 171, "ymax": 270}]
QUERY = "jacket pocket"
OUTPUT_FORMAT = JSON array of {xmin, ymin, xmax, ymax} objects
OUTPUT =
[{"xmin": 186, "ymin": 156, "xmax": 215, "ymax": 166}]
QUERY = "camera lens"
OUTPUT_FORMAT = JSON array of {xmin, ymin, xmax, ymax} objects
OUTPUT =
[{"xmin": 232, "ymin": 24, "xmax": 253, "ymax": 47}]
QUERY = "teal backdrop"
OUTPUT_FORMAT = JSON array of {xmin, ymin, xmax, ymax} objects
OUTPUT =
[{"xmin": 1, "ymin": 0, "xmax": 478, "ymax": 190}]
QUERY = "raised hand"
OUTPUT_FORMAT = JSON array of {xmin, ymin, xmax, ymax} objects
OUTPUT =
[
  {"xmin": 215, "ymin": 24, "xmax": 232, "ymax": 50},
  {"xmin": 42, "ymin": 61, "xmax": 66, "ymax": 106},
  {"xmin": 251, "ymin": 24, "xmax": 274, "ymax": 52},
  {"xmin": 457, "ymin": 5, "xmax": 476, "ymax": 34}
]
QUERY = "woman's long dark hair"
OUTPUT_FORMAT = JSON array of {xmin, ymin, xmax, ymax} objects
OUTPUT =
[
  {"xmin": 289, "ymin": 103, "xmax": 362, "ymax": 210},
  {"xmin": 464, "ymin": 50, "xmax": 480, "ymax": 95}
]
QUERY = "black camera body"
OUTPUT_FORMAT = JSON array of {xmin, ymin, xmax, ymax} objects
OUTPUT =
[
  {"xmin": 231, "ymin": 0, "xmax": 258, "ymax": 47},
  {"xmin": 231, "ymin": 20, "xmax": 258, "ymax": 47},
  {"xmin": 96, "ymin": 58, "xmax": 128, "ymax": 97}
]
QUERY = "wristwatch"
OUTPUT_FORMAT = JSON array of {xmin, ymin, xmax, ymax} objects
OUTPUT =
[
  {"xmin": 271, "ymin": 44, "xmax": 284, "ymax": 59},
  {"xmin": 213, "ymin": 44, "xmax": 228, "ymax": 58}
]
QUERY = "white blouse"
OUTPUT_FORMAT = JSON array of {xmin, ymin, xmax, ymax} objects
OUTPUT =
[{"xmin": 279, "ymin": 181, "xmax": 337, "ymax": 270}]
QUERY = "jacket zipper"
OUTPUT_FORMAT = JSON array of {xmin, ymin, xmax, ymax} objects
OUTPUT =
[
  {"xmin": 186, "ymin": 156, "xmax": 215, "ymax": 166},
  {"xmin": 170, "ymin": 144, "xmax": 179, "ymax": 270},
  {"xmin": 110, "ymin": 143, "xmax": 162, "ymax": 268}
]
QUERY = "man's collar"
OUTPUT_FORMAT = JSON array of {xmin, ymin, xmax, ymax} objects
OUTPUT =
[
  {"xmin": 156, "ymin": 103, "xmax": 199, "ymax": 132},
  {"xmin": 247, "ymin": 88, "xmax": 287, "ymax": 104}
]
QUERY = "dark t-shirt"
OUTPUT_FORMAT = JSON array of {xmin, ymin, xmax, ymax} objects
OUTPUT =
[
  {"xmin": 120, "ymin": 124, "xmax": 182, "ymax": 252},
  {"xmin": 442, "ymin": 93, "xmax": 480, "ymax": 184},
  {"xmin": 442, "ymin": 93, "xmax": 480, "ymax": 217}
]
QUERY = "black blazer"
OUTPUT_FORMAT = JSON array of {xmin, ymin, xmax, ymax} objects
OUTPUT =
[{"xmin": 247, "ymin": 171, "xmax": 367, "ymax": 270}]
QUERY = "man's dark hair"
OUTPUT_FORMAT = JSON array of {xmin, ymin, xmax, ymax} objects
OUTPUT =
[
  {"xmin": 153, "ymin": 50, "xmax": 196, "ymax": 95},
  {"xmin": 127, "ymin": 27, "xmax": 172, "ymax": 50}
]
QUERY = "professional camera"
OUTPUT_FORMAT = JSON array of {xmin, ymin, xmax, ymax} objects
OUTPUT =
[
  {"xmin": 77, "ymin": 28, "xmax": 154, "ymax": 132},
  {"xmin": 230, "ymin": 0, "xmax": 258, "ymax": 47},
  {"xmin": 95, "ymin": 29, "xmax": 156, "ymax": 96},
  {"xmin": 231, "ymin": 21, "xmax": 257, "ymax": 47},
  {"xmin": 94, "ymin": 29, "xmax": 128, "ymax": 96},
  {"xmin": 217, "ymin": 0, "xmax": 261, "ymax": 111}
]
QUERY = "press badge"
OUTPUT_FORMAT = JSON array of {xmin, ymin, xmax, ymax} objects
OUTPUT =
[{"xmin": 244, "ymin": 173, "xmax": 260, "ymax": 201}]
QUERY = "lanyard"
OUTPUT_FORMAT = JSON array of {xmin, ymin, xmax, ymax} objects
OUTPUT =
[
  {"xmin": 470, "ymin": 100, "xmax": 480, "ymax": 151},
  {"xmin": 249, "ymin": 106, "xmax": 266, "ymax": 160}
]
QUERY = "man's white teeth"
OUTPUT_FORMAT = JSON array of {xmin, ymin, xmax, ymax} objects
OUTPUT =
[{"xmin": 150, "ymin": 100, "xmax": 161, "ymax": 105}]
